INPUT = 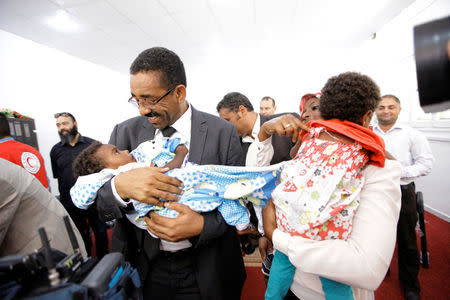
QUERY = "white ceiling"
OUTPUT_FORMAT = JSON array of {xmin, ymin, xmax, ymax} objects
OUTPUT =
[{"xmin": 0, "ymin": 0, "xmax": 416, "ymax": 74}]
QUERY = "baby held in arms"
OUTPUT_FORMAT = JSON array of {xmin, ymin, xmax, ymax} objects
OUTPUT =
[{"xmin": 71, "ymin": 135, "xmax": 285, "ymax": 246}]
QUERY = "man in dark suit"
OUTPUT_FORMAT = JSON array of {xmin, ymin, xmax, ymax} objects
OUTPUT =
[
  {"xmin": 95, "ymin": 47, "xmax": 246, "ymax": 299},
  {"xmin": 216, "ymin": 92, "xmax": 303, "ymax": 264}
]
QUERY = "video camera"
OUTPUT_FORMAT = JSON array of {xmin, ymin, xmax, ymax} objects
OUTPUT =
[
  {"xmin": 0, "ymin": 216, "xmax": 141, "ymax": 299},
  {"xmin": 414, "ymin": 15, "xmax": 450, "ymax": 112}
]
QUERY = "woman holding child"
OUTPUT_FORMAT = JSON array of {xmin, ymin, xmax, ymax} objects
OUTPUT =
[{"xmin": 261, "ymin": 72, "xmax": 402, "ymax": 300}]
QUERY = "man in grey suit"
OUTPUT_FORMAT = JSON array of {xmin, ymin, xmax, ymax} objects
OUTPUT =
[
  {"xmin": 0, "ymin": 158, "xmax": 86, "ymax": 257},
  {"xmin": 95, "ymin": 47, "xmax": 246, "ymax": 299}
]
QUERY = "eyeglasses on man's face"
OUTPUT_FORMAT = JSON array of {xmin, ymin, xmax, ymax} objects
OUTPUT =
[{"xmin": 128, "ymin": 85, "xmax": 177, "ymax": 108}]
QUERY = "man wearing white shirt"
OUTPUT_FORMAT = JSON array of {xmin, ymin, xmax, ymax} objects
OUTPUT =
[
  {"xmin": 217, "ymin": 92, "xmax": 301, "ymax": 274},
  {"xmin": 374, "ymin": 94, "xmax": 434, "ymax": 300}
]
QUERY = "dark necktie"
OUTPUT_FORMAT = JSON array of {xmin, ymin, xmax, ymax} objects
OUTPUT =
[{"xmin": 161, "ymin": 126, "xmax": 176, "ymax": 137}]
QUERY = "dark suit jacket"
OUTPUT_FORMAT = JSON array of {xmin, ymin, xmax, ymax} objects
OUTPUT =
[
  {"xmin": 96, "ymin": 106, "xmax": 246, "ymax": 299},
  {"xmin": 241, "ymin": 112, "xmax": 301, "ymax": 164}
]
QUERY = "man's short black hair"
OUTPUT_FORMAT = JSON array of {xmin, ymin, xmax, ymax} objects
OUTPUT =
[
  {"xmin": 72, "ymin": 141, "xmax": 105, "ymax": 178},
  {"xmin": 320, "ymin": 72, "xmax": 380, "ymax": 124},
  {"xmin": 0, "ymin": 113, "xmax": 11, "ymax": 138},
  {"xmin": 216, "ymin": 92, "xmax": 254, "ymax": 113},
  {"xmin": 381, "ymin": 94, "xmax": 401, "ymax": 105},
  {"xmin": 130, "ymin": 47, "xmax": 187, "ymax": 89}
]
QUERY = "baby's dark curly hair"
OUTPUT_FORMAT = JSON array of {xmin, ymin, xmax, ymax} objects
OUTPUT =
[
  {"xmin": 319, "ymin": 72, "xmax": 380, "ymax": 124},
  {"xmin": 73, "ymin": 141, "xmax": 106, "ymax": 178}
]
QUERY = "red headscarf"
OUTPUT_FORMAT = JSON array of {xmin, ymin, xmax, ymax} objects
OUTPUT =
[{"xmin": 300, "ymin": 119, "xmax": 386, "ymax": 167}]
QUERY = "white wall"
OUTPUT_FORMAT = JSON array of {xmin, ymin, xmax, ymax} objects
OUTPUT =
[
  {"xmin": 1, "ymin": 0, "xmax": 449, "ymax": 220},
  {"xmin": 0, "ymin": 29, "xmax": 135, "ymax": 193},
  {"xmin": 351, "ymin": 0, "xmax": 450, "ymax": 122},
  {"xmin": 415, "ymin": 133, "xmax": 450, "ymax": 220},
  {"xmin": 186, "ymin": 41, "xmax": 353, "ymax": 115},
  {"xmin": 348, "ymin": 0, "xmax": 450, "ymax": 220}
]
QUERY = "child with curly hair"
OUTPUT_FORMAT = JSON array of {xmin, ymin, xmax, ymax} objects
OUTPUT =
[
  {"xmin": 265, "ymin": 72, "xmax": 386, "ymax": 300},
  {"xmin": 71, "ymin": 135, "xmax": 189, "ymax": 210}
]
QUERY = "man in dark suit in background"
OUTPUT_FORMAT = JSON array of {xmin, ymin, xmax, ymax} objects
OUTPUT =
[{"xmin": 95, "ymin": 47, "xmax": 245, "ymax": 300}]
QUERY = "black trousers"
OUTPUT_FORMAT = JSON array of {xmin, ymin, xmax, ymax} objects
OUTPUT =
[
  {"xmin": 397, "ymin": 182, "xmax": 420, "ymax": 292},
  {"xmin": 143, "ymin": 249, "xmax": 201, "ymax": 300}
]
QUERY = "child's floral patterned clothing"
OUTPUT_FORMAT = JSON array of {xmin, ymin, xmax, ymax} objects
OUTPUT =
[
  {"xmin": 267, "ymin": 120, "xmax": 385, "ymax": 300},
  {"xmin": 272, "ymin": 126, "xmax": 369, "ymax": 241}
]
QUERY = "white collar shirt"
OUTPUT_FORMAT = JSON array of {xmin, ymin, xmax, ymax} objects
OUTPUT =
[
  {"xmin": 243, "ymin": 113, "xmax": 274, "ymax": 235},
  {"xmin": 245, "ymin": 113, "xmax": 275, "ymax": 168},
  {"xmin": 155, "ymin": 104, "xmax": 192, "ymax": 150},
  {"xmin": 373, "ymin": 122, "xmax": 434, "ymax": 185},
  {"xmin": 242, "ymin": 113, "xmax": 261, "ymax": 143}
]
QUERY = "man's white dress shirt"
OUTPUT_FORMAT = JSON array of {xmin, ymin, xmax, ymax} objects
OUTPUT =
[
  {"xmin": 244, "ymin": 113, "xmax": 277, "ymax": 234},
  {"xmin": 373, "ymin": 122, "xmax": 434, "ymax": 185}
]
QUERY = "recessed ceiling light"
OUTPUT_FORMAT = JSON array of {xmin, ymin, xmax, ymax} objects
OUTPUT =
[{"xmin": 45, "ymin": 9, "xmax": 82, "ymax": 33}]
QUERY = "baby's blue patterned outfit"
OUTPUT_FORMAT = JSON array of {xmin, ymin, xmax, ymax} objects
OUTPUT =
[{"xmin": 71, "ymin": 137, "xmax": 284, "ymax": 228}]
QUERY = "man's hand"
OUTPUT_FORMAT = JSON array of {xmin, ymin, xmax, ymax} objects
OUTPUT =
[
  {"xmin": 258, "ymin": 114, "xmax": 309, "ymax": 143},
  {"xmin": 258, "ymin": 236, "xmax": 273, "ymax": 261},
  {"xmin": 144, "ymin": 202, "xmax": 204, "ymax": 242},
  {"xmin": 262, "ymin": 198, "xmax": 277, "ymax": 241},
  {"xmin": 114, "ymin": 167, "xmax": 183, "ymax": 206}
]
